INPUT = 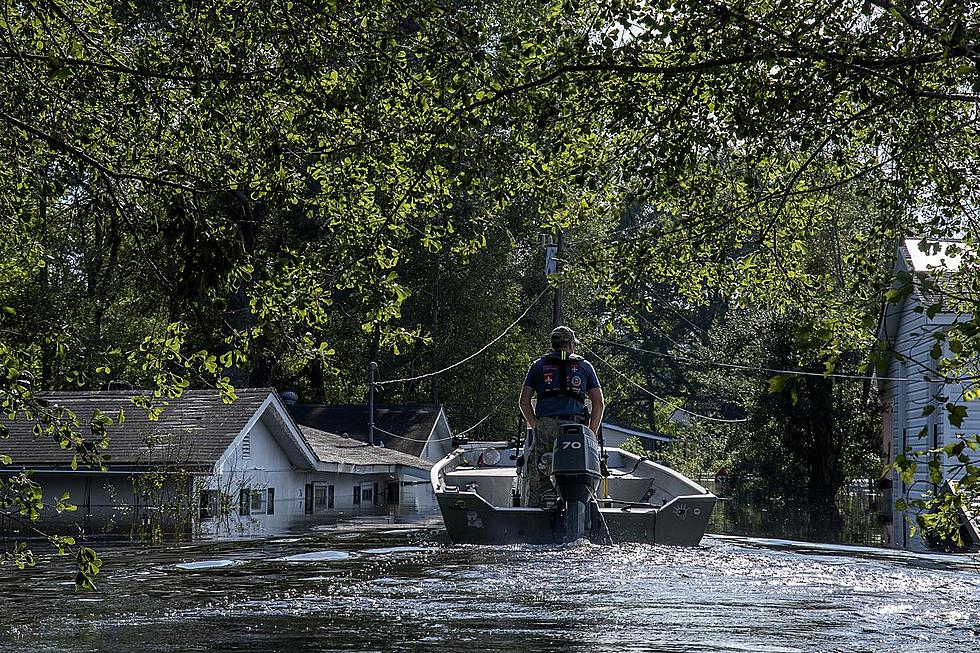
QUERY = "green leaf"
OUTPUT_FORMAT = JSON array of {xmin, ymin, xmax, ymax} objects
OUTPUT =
[
  {"xmin": 946, "ymin": 403, "xmax": 967, "ymax": 428},
  {"xmin": 768, "ymin": 374, "xmax": 789, "ymax": 394}
]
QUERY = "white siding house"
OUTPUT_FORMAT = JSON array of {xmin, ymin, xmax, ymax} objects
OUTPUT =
[
  {"xmin": 878, "ymin": 239, "xmax": 980, "ymax": 550},
  {"xmin": 1, "ymin": 389, "xmax": 432, "ymax": 538}
]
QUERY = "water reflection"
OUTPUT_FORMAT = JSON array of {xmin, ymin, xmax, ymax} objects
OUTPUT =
[{"xmin": 708, "ymin": 482, "xmax": 889, "ymax": 547}]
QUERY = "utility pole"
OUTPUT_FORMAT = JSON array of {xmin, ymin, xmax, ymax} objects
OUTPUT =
[
  {"xmin": 545, "ymin": 230, "xmax": 566, "ymax": 328},
  {"xmin": 368, "ymin": 361, "xmax": 378, "ymax": 445},
  {"xmin": 551, "ymin": 229, "xmax": 565, "ymax": 329}
]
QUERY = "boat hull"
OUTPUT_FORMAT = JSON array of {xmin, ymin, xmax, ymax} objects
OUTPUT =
[{"xmin": 437, "ymin": 489, "xmax": 715, "ymax": 546}]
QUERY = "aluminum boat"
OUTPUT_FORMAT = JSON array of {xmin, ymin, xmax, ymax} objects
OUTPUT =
[{"xmin": 431, "ymin": 424, "xmax": 716, "ymax": 545}]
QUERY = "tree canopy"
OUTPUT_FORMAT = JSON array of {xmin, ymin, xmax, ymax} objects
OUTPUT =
[{"xmin": 4, "ymin": 0, "xmax": 980, "ymax": 583}]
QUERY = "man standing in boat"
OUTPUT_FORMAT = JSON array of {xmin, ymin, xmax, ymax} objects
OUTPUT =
[{"xmin": 518, "ymin": 325, "xmax": 604, "ymax": 508}]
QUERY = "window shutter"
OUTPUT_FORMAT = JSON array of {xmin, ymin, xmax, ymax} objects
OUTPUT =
[
  {"xmin": 328, "ymin": 485, "xmax": 334, "ymax": 509},
  {"xmin": 239, "ymin": 488, "xmax": 249, "ymax": 516},
  {"xmin": 304, "ymin": 484, "xmax": 314, "ymax": 514},
  {"xmin": 267, "ymin": 488, "xmax": 275, "ymax": 515}
]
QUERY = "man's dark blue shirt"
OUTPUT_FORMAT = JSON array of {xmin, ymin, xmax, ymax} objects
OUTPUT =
[{"xmin": 523, "ymin": 353, "xmax": 601, "ymax": 417}]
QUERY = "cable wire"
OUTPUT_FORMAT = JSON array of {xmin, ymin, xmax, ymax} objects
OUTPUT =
[
  {"xmin": 372, "ymin": 425, "xmax": 454, "ymax": 444},
  {"xmin": 581, "ymin": 342, "xmax": 751, "ymax": 423},
  {"xmin": 375, "ymin": 287, "xmax": 549, "ymax": 386},
  {"xmin": 598, "ymin": 339, "xmax": 916, "ymax": 383},
  {"xmin": 454, "ymin": 397, "xmax": 510, "ymax": 437}
]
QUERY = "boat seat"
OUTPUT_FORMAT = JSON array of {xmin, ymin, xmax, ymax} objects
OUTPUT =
[
  {"xmin": 601, "ymin": 474, "xmax": 657, "ymax": 503},
  {"xmin": 445, "ymin": 467, "xmax": 516, "ymax": 507}
]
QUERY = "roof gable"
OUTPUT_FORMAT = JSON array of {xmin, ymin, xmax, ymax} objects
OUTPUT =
[
  {"xmin": 876, "ymin": 238, "xmax": 971, "ymax": 380},
  {"xmin": 218, "ymin": 393, "xmax": 320, "ymax": 471}
]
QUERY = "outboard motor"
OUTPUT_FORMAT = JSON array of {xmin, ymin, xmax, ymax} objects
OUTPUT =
[{"xmin": 550, "ymin": 423, "xmax": 602, "ymax": 542}]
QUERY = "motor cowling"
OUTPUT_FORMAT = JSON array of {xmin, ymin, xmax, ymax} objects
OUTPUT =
[{"xmin": 550, "ymin": 423, "xmax": 601, "ymax": 542}]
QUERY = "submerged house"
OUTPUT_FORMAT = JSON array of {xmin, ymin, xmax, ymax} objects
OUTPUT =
[
  {"xmin": 878, "ymin": 238, "xmax": 980, "ymax": 550},
  {"xmin": 295, "ymin": 425, "xmax": 434, "ymax": 518},
  {"xmin": 0, "ymin": 389, "xmax": 431, "ymax": 537}
]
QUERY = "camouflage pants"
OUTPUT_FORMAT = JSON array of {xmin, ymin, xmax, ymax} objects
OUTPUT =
[{"xmin": 522, "ymin": 416, "xmax": 578, "ymax": 508}]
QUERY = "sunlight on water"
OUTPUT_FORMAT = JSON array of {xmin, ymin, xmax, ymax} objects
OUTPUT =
[
  {"xmin": 174, "ymin": 559, "xmax": 242, "ymax": 571},
  {"xmin": 276, "ymin": 550, "xmax": 352, "ymax": 563},
  {"xmin": 1, "ymin": 521, "xmax": 978, "ymax": 652}
]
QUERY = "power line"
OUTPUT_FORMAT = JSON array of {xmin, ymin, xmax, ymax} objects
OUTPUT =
[
  {"xmin": 454, "ymin": 396, "xmax": 511, "ymax": 437},
  {"xmin": 581, "ymin": 342, "xmax": 751, "ymax": 424},
  {"xmin": 375, "ymin": 287, "xmax": 549, "ymax": 386},
  {"xmin": 597, "ymin": 339, "xmax": 916, "ymax": 383},
  {"xmin": 641, "ymin": 292, "xmax": 709, "ymax": 336},
  {"xmin": 373, "ymin": 425, "xmax": 453, "ymax": 444},
  {"xmin": 376, "ymin": 399, "xmax": 508, "ymax": 443}
]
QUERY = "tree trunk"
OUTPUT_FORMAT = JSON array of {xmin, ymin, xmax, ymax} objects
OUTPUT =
[{"xmin": 805, "ymin": 373, "xmax": 843, "ymax": 539}]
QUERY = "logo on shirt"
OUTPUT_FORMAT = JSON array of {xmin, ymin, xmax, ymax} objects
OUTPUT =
[
  {"xmin": 542, "ymin": 365, "xmax": 557, "ymax": 386},
  {"xmin": 571, "ymin": 375, "xmax": 582, "ymax": 388}
]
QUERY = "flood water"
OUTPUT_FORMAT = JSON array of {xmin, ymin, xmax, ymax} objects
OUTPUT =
[{"xmin": 2, "ymin": 515, "xmax": 979, "ymax": 653}]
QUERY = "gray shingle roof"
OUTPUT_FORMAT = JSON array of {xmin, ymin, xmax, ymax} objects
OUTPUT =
[
  {"xmin": 299, "ymin": 425, "xmax": 431, "ymax": 471},
  {"xmin": 288, "ymin": 404, "xmax": 442, "ymax": 458},
  {"xmin": 0, "ymin": 389, "xmax": 273, "ymax": 469}
]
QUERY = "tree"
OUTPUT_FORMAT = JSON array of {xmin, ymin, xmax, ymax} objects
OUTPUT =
[{"xmin": 5, "ymin": 0, "xmax": 980, "ymax": 580}]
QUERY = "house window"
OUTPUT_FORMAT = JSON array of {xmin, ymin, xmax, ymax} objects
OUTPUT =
[
  {"xmin": 312, "ymin": 484, "xmax": 335, "ymax": 512},
  {"xmin": 242, "ymin": 488, "xmax": 273, "ymax": 515},
  {"xmin": 200, "ymin": 490, "xmax": 221, "ymax": 519},
  {"xmin": 361, "ymin": 483, "xmax": 373, "ymax": 505},
  {"xmin": 353, "ymin": 485, "xmax": 361, "ymax": 505},
  {"xmin": 314, "ymin": 484, "xmax": 328, "ymax": 512},
  {"xmin": 373, "ymin": 482, "xmax": 379, "ymax": 506}
]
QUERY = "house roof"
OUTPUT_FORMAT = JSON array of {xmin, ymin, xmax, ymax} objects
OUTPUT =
[
  {"xmin": 897, "ymin": 238, "xmax": 966, "ymax": 305},
  {"xmin": 287, "ymin": 404, "xmax": 444, "ymax": 458},
  {"xmin": 876, "ymin": 239, "xmax": 972, "ymax": 382},
  {"xmin": 299, "ymin": 425, "xmax": 432, "ymax": 472},
  {"xmin": 1, "ymin": 389, "xmax": 273, "ymax": 469}
]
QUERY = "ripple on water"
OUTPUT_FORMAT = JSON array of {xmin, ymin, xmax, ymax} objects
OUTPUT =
[
  {"xmin": 361, "ymin": 546, "xmax": 437, "ymax": 555},
  {"xmin": 4, "ymin": 527, "xmax": 980, "ymax": 653},
  {"xmin": 276, "ymin": 550, "xmax": 352, "ymax": 563},
  {"xmin": 173, "ymin": 559, "xmax": 242, "ymax": 571}
]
